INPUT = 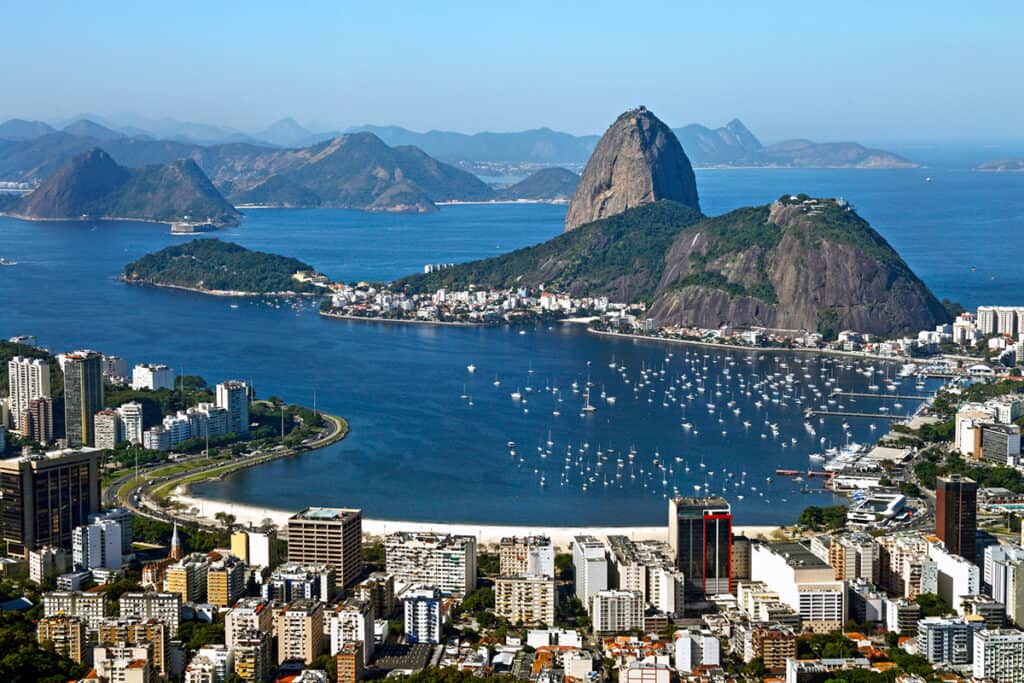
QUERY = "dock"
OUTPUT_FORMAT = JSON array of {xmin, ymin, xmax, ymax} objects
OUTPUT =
[
  {"xmin": 808, "ymin": 410, "xmax": 902, "ymax": 420},
  {"xmin": 830, "ymin": 391, "xmax": 932, "ymax": 400}
]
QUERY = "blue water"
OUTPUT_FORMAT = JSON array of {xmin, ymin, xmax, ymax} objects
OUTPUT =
[{"xmin": 2, "ymin": 161, "xmax": 1023, "ymax": 525}]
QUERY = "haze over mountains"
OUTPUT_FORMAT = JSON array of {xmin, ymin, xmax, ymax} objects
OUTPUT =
[{"xmin": 1, "ymin": 113, "xmax": 917, "ymax": 169}]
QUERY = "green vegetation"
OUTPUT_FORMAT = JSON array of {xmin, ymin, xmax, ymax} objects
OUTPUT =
[
  {"xmin": 915, "ymin": 450, "xmax": 1024, "ymax": 493},
  {"xmin": 673, "ymin": 270, "xmax": 778, "ymax": 303},
  {"xmin": 124, "ymin": 238, "xmax": 321, "ymax": 294},
  {"xmin": 915, "ymin": 593, "xmax": 951, "ymax": 617},
  {"xmin": 477, "ymin": 552, "xmax": 500, "ymax": 576},
  {"xmin": 397, "ymin": 200, "xmax": 703, "ymax": 302},
  {"xmin": 0, "ymin": 611, "xmax": 89, "ymax": 683},
  {"xmin": 131, "ymin": 515, "xmax": 232, "ymax": 553},
  {"xmin": 798, "ymin": 504, "xmax": 848, "ymax": 531},
  {"xmin": 177, "ymin": 622, "xmax": 225, "ymax": 650},
  {"xmin": 796, "ymin": 631, "xmax": 860, "ymax": 659},
  {"xmin": 402, "ymin": 668, "xmax": 516, "ymax": 683}
]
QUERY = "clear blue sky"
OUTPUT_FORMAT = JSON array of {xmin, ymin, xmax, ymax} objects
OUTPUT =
[{"xmin": 3, "ymin": 1, "xmax": 1021, "ymax": 141}]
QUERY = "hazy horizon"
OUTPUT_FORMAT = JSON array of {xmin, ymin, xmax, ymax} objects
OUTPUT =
[{"xmin": 3, "ymin": 1, "xmax": 1022, "ymax": 143}]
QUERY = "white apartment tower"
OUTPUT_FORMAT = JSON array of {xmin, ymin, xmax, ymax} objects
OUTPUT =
[
  {"xmin": 8, "ymin": 356, "xmax": 51, "ymax": 427},
  {"xmin": 216, "ymin": 380, "xmax": 249, "ymax": 435}
]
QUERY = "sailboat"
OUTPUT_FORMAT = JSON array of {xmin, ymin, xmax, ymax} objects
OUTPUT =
[{"xmin": 582, "ymin": 388, "xmax": 597, "ymax": 413}]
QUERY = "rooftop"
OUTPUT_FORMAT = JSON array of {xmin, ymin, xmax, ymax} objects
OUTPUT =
[
  {"xmin": 291, "ymin": 507, "xmax": 361, "ymax": 522},
  {"xmin": 761, "ymin": 542, "xmax": 829, "ymax": 569}
]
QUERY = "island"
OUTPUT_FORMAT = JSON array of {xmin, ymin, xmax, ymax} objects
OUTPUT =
[
  {"xmin": 2, "ymin": 148, "xmax": 240, "ymax": 226},
  {"xmin": 977, "ymin": 159, "xmax": 1024, "ymax": 172},
  {"xmin": 123, "ymin": 238, "xmax": 327, "ymax": 296}
]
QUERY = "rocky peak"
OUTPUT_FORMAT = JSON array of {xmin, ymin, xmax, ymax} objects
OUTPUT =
[{"xmin": 564, "ymin": 107, "xmax": 700, "ymax": 231}]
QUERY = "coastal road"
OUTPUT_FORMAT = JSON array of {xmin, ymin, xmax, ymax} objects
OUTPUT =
[{"xmin": 104, "ymin": 413, "xmax": 347, "ymax": 528}]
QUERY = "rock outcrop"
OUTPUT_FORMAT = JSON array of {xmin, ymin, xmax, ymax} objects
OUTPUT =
[
  {"xmin": 564, "ymin": 107, "xmax": 700, "ymax": 231},
  {"xmin": 646, "ymin": 196, "xmax": 949, "ymax": 336}
]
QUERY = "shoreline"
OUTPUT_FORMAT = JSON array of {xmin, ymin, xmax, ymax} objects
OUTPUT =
[
  {"xmin": 436, "ymin": 199, "xmax": 570, "ymax": 206},
  {"xmin": 0, "ymin": 212, "xmax": 238, "ymax": 227},
  {"xmin": 586, "ymin": 328, "xmax": 918, "ymax": 362},
  {"xmin": 319, "ymin": 310, "xmax": 488, "ymax": 327},
  {"xmin": 122, "ymin": 278, "xmax": 320, "ymax": 298},
  {"xmin": 169, "ymin": 494, "xmax": 781, "ymax": 547}
]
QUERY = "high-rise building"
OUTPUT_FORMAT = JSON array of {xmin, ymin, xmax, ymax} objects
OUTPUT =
[
  {"xmin": 669, "ymin": 497, "xmax": 733, "ymax": 597},
  {"xmin": 42, "ymin": 590, "xmax": 109, "ymax": 629},
  {"xmin": 336, "ymin": 641, "xmax": 364, "ymax": 683},
  {"xmin": 226, "ymin": 599, "xmax": 274, "ymax": 649},
  {"xmin": 92, "ymin": 644, "xmax": 153, "ymax": 683},
  {"xmin": 29, "ymin": 546, "xmax": 71, "ymax": 583},
  {"xmin": 384, "ymin": 531, "xmax": 477, "ymax": 597},
  {"xmin": 675, "ymin": 628, "xmax": 723, "ymax": 672},
  {"xmin": 329, "ymin": 598, "xmax": 375, "ymax": 664},
  {"xmin": 7, "ymin": 356, "xmax": 51, "ymax": 427},
  {"xmin": 72, "ymin": 518, "xmax": 123, "ymax": 570},
  {"xmin": 120, "ymin": 591, "xmax": 182, "ymax": 635},
  {"xmin": 231, "ymin": 524, "xmax": 278, "ymax": 568},
  {"xmin": 287, "ymin": 508, "xmax": 363, "ymax": 587},
  {"xmin": 97, "ymin": 618, "xmax": 171, "ymax": 677},
  {"xmin": 917, "ymin": 615, "xmax": 984, "ymax": 665},
  {"xmin": 94, "ymin": 409, "xmax": 124, "ymax": 450},
  {"xmin": 166, "ymin": 553, "xmax": 211, "ymax": 603},
  {"xmin": 262, "ymin": 563, "xmax": 336, "ymax": 603},
  {"xmin": 277, "ymin": 599, "xmax": 324, "ymax": 665},
  {"xmin": 973, "ymin": 628, "xmax": 1024, "ymax": 683},
  {"xmin": 936, "ymin": 475, "xmax": 978, "ymax": 561},
  {"xmin": 751, "ymin": 542, "xmax": 845, "ymax": 634},
  {"xmin": 207, "ymin": 555, "xmax": 246, "ymax": 608},
  {"xmin": 403, "ymin": 586, "xmax": 445, "ymax": 644},
  {"xmin": 0, "ymin": 449, "xmax": 100, "ymax": 556},
  {"xmin": 495, "ymin": 575, "xmax": 556, "ymax": 625},
  {"xmin": 63, "ymin": 350, "xmax": 104, "ymax": 446},
  {"xmin": 131, "ymin": 363, "xmax": 175, "ymax": 391},
  {"xmin": 234, "ymin": 631, "xmax": 273, "ymax": 683},
  {"xmin": 37, "ymin": 615, "xmax": 86, "ymax": 663},
  {"xmin": 102, "ymin": 355, "xmax": 128, "ymax": 383},
  {"xmin": 216, "ymin": 380, "xmax": 250, "ymax": 435},
  {"xmin": 28, "ymin": 396, "xmax": 54, "ymax": 443},
  {"xmin": 356, "ymin": 573, "xmax": 397, "ymax": 619},
  {"xmin": 572, "ymin": 535, "xmax": 607, "ymax": 612},
  {"xmin": 118, "ymin": 402, "xmax": 144, "ymax": 445},
  {"xmin": 499, "ymin": 536, "xmax": 554, "ymax": 577},
  {"xmin": 591, "ymin": 589, "xmax": 644, "ymax": 634}
]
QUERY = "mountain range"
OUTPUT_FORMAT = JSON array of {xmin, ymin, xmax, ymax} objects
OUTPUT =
[{"xmin": 1, "ymin": 114, "xmax": 917, "ymax": 169}]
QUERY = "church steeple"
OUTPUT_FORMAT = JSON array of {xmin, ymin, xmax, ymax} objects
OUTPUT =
[{"xmin": 169, "ymin": 522, "xmax": 183, "ymax": 560}]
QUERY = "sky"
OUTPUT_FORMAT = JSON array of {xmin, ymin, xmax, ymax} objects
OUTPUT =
[{"xmin": 2, "ymin": 1, "xmax": 1022, "ymax": 141}]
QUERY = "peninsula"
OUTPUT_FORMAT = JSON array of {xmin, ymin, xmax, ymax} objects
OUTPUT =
[
  {"xmin": 398, "ymin": 107, "xmax": 948, "ymax": 338},
  {"xmin": 123, "ymin": 238, "xmax": 326, "ymax": 296}
]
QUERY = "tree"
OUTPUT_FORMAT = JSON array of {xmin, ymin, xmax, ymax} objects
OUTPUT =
[
  {"xmin": 310, "ymin": 654, "xmax": 338, "ymax": 682},
  {"xmin": 914, "ymin": 593, "xmax": 950, "ymax": 617}
]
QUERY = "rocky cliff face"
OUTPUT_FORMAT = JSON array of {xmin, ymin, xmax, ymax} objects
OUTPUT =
[
  {"xmin": 646, "ymin": 196, "xmax": 949, "ymax": 336},
  {"xmin": 564, "ymin": 107, "xmax": 700, "ymax": 231}
]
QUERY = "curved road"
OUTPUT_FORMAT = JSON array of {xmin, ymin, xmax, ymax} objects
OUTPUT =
[{"xmin": 103, "ymin": 413, "xmax": 347, "ymax": 528}]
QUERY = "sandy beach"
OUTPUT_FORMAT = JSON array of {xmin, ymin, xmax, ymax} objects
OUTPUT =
[{"xmin": 172, "ymin": 494, "xmax": 782, "ymax": 548}]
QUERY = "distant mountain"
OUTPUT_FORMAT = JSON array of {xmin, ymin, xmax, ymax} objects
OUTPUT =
[
  {"xmin": 672, "ymin": 119, "xmax": 762, "ymax": 165},
  {"xmin": 496, "ymin": 168, "xmax": 578, "ymax": 201},
  {"xmin": 565, "ymin": 107, "xmax": 700, "ymax": 231},
  {"xmin": 62, "ymin": 119, "xmax": 125, "ymax": 141},
  {"xmin": 977, "ymin": 159, "xmax": 1024, "ymax": 172},
  {"xmin": 672, "ymin": 120, "xmax": 917, "ymax": 168},
  {"xmin": 255, "ymin": 118, "xmax": 315, "ymax": 147},
  {"xmin": 7, "ymin": 148, "xmax": 239, "ymax": 225},
  {"xmin": 0, "ymin": 130, "xmax": 496, "ymax": 212},
  {"xmin": 124, "ymin": 238, "xmax": 320, "ymax": 295},
  {"xmin": 346, "ymin": 125, "xmax": 599, "ymax": 164},
  {"xmin": 219, "ymin": 133, "xmax": 496, "ymax": 211},
  {"xmin": 0, "ymin": 118, "xmax": 56, "ymax": 141}
]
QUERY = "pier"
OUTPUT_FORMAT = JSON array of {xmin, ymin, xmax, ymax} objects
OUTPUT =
[
  {"xmin": 830, "ymin": 391, "xmax": 931, "ymax": 400},
  {"xmin": 808, "ymin": 410, "xmax": 903, "ymax": 420}
]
